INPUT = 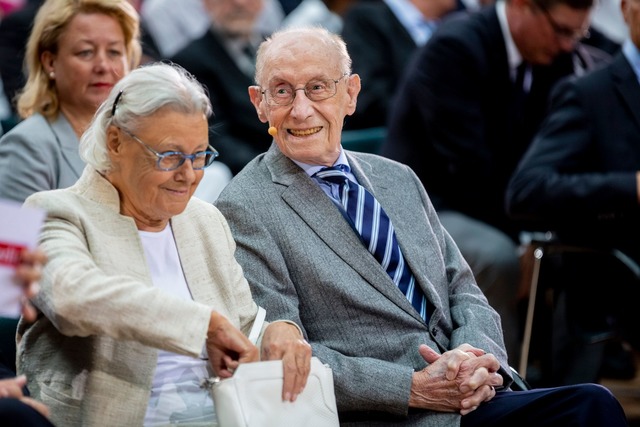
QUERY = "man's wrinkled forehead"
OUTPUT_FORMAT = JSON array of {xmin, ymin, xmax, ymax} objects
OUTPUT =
[{"xmin": 259, "ymin": 35, "xmax": 339, "ymax": 82}]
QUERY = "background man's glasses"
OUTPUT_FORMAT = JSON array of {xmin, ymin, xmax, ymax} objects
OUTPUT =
[
  {"xmin": 534, "ymin": 1, "xmax": 590, "ymax": 42},
  {"xmin": 261, "ymin": 74, "xmax": 348, "ymax": 106}
]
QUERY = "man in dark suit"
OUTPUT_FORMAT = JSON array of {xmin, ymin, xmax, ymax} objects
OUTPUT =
[
  {"xmin": 215, "ymin": 25, "xmax": 628, "ymax": 426},
  {"xmin": 507, "ymin": 0, "xmax": 640, "ymax": 383},
  {"xmin": 341, "ymin": 0, "xmax": 458, "ymax": 130},
  {"xmin": 170, "ymin": 0, "xmax": 273, "ymax": 175},
  {"xmin": 382, "ymin": 0, "xmax": 609, "ymax": 365}
]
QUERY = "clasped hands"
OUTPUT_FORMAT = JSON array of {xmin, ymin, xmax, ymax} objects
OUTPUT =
[
  {"xmin": 410, "ymin": 343, "xmax": 503, "ymax": 415},
  {"xmin": 205, "ymin": 312, "xmax": 311, "ymax": 402}
]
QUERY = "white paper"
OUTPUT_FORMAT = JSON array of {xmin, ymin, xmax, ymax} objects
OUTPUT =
[{"xmin": 0, "ymin": 199, "xmax": 45, "ymax": 318}]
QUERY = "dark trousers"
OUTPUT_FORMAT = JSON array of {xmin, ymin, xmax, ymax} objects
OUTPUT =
[{"xmin": 462, "ymin": 384, "xmax": 628, "ymax": 426}]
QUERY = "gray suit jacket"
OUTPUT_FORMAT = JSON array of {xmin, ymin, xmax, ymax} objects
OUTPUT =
[
  {"xmin": 0, "ymin": 112, "xmax": 84, "ymax": 202},
  {"xmin": 19, "ymin": 167, "xmax": 260, "ymax": 427},
  {"xmin": 216, "ymin": 145, "xmax": 509, "ymax": 426}
]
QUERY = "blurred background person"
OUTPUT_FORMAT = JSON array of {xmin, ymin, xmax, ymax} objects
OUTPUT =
[
  {"xmin": 382, "ymin": 0, "xmax": 610, "ymax": 366},
  {"xmin": 280, "ymin": 0, "xmax": 353, "ymax": 33},
  {"xmin": 0, "ymin": 0, "xmax": 141, "ymax": 203},
  {"xmin": 0, "ymin": 248, "xmax": 53, "ymax": 427},
  {"xmin": 0, "ymin": 0, "xmax": 44, "ymax": 134},
  {"xmin": 341, "ymin": 0, "xmax": 459, "ymax": 131},
  {"xmin": 18, "ymin": 62, "xmax": 311, "ymax": 427},
  {"xmin": 141, "ymin": 0, "xmax": 284, "ymax": 59},
  {"xmin": 506, "ymin": 0, "xmax": 639, "ymax": 384},
  {"xmin": 170, "ymin": 0, "xmax": 280, "ymax": 176}
]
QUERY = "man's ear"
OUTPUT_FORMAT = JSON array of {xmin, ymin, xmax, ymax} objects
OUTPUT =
[
  {"xmin": 248, "ymin": 86, "xmax": 268, "ymax": 123},
  {"xmin": 346, "ymin": 74, "xmax": 361, "ymax": 116}
]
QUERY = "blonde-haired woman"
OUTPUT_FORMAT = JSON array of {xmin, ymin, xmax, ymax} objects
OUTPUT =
[{"xmin": 0, "ymin": 0, "xmax": 141, "ymax": 202}]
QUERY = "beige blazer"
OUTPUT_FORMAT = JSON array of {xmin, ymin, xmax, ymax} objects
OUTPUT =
[{"xmin": 18, "ymin": 166, "xmax": 259, "ymax": 427}]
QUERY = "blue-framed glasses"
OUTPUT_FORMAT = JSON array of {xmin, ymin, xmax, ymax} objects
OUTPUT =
[{"xmin": 120, "ymin": 128, "xmax": 219, "ymax": 171}]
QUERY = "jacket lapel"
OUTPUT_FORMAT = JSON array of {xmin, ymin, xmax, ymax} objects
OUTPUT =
[
  {"xmin": 50, "ymin": 114, "xmax": 85, "ymax": 179},
  {"xmin": 266, "ymin": 148, "xmax": 428, "ymax": 324},
  {"xmin": 613, "ymin": 53, "xmax": 640, "ymax": 132}
]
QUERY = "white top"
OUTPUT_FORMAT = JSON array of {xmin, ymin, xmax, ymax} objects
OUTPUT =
[{"xmin": 140, "ymin": 224, "xmax": 216, "ymax": 426}]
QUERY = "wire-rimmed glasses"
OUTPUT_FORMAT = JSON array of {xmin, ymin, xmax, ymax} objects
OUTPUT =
[
  {"xmin": 534, "ymin": 1, "xmax": 590, "ymax": 42},
  {"xmin": 120, "ymin": 128, "xmax": 219, "ymax": 171},
  {"xmin": 261, "ymin": 73, "xmax": 349, "ymax": 106}
]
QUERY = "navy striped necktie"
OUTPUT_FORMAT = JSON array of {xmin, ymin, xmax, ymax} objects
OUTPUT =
[{"xmin": 315, "ymin": 165, "xmax": 428, "ymax": 321}]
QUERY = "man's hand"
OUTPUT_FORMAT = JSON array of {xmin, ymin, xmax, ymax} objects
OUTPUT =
[
  {"xmin": 409, "ymin": 344, "xmax": 503, "ymax": 415},
  {"xmin": 206, "ymin": 311, "xmax": 259, "ymax": 378},
  {"xmin": 261, "ymin": 321, "xmax": 312, "ymax": 402}
]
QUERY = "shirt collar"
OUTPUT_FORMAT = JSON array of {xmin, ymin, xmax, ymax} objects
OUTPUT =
[
  {"xmin": 384, "ymin": 0, "xmax": 437, "ymax": 46},
  {"xmin": 294, "ymin": 150, "xmax": 351, "ymax": 178},
  {"xmin": 496, "ymin": 0, "xmax": 523, "ymax": 72},
  {"xmin": 622, "ymin": 39, "xmax": 640, "ymax": 84}
]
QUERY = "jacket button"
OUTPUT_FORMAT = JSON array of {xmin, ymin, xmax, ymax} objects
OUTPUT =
[{"xmin": 431, "ymin": 327, "xmax": 437, "ymax": 336}]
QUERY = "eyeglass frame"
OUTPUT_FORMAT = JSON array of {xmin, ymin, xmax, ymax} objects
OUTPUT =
[
  {"xmin": 532, "ymin": 0, "xmax": 590, "ymax": 42},
  {"xmin": 119, "ymin": 127, "xmax": 219, "ymax": 171},
  {"xmin": 260, "ymin": 73, "xmax": 349, "ymax": 106}
]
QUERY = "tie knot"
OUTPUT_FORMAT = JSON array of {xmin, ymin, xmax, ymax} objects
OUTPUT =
[{"xmin": 314, "ymin": 165, "xmax": 350, "ymax": 185}]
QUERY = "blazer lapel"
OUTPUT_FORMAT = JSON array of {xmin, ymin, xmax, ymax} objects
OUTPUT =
[
  {"xmin": 613, "ymin": 53, "xmax": 640, "ymax": 131},
  {"xmin": 50, "ymin": 114, "xmax": 85, "ymax": 179},
  {"xmin": 266, "ymin": 148, "xmax": 426, "ymax": 322},
  {"xmin": 348, "ymin": 153, "xmax": 443, "ymax": 324}
]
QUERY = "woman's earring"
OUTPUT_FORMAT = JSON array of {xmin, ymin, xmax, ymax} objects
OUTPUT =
[{"xmin": 49, "ymin": 71, "xmax": 55, "ymax": 79}]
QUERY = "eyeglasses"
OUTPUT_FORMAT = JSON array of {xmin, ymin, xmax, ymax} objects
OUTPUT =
[
  {"xmin": 261, "ymin": 74, "xmax": 349, "ymax": 106},
  {"xmin": 120, "ymin": 128, "xmax": 219, "ymax": 171},
  {"xmin": 534, "ymin": 1, "xmax": 590, "ymax": 42}
]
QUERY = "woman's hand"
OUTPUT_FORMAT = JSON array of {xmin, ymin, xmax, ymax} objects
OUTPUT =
[
  {"xmin": 261, "ymin": 321, "xmax": 312, "ymax": 402},
  {"xmin": 206, "ymin": 311, "xmax": 259, "ymax": 378}
]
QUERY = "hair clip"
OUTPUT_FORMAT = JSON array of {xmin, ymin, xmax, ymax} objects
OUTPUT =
[{"xmin": 111, "ymin": 90, "xmax": 123, "ymax": 117}]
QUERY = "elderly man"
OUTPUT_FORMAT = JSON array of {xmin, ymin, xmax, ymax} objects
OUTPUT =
[{"xmin": 215, "ymin": 26, "xmax": 627, "ymax": 426}]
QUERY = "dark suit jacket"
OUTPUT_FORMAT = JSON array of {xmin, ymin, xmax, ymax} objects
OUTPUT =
[
  {"xmin": 382, "ymin": 6, "xmax": 608, "ymax": 240},
  {"xmin": 340, "ymin": 0, "xmax": 418, "ymax": 130},
  {"xmin": 215, "ymin": 144, "xmax": 510, "ymax": 426},
  {"xmin": 170, "ymin": 30, "xmax": 272, "ymax": 175},
  {"xmin": 506, "ymin": 51, "xmax": 640, "ymax": 254}
]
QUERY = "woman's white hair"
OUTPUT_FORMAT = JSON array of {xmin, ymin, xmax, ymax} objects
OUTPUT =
[{"xmin": 80, "ymin": 62, "xmax": 212, "ymax": 173}]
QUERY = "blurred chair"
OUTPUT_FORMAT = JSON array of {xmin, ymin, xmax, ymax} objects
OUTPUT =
[
  {"xmin": 341, "ymin": 126, "xmax": 386, "ymax": 154},
  {"xmin": 519, "ymin": 231, "xmax": 640, "ymax": 384}
]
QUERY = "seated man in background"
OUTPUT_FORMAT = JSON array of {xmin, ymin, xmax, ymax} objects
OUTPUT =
[
  {"xmin": 507, "ymin": 0, "xmax": 640, "ymax": 383},
  {"xmin": 340, "ymin": 0, "xmax": 458, "ymax": 130},
  {"xmin": 215, "ymin": 25, "xmax": 627, "ymax": 426},
  {"xmin": 170, "ymin": 0, "xmax": 279, "ymax": 175},
  {"xmin": 381, "ymin": 0, "xmax": 611, "ymax": 364}
]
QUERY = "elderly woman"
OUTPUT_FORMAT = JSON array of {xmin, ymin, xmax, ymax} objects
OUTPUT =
[
  {"xmin": 0, "ymin": 0, "xmax": 141, "ymax": 203},
  {"xmin": 17, "ymin": 62, "xmax": 311, "ymax": 427}
]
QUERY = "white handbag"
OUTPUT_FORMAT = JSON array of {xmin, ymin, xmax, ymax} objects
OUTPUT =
[{"xmin": 209, "ymin": 356, "xmax": 340, "ymax": 427}]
